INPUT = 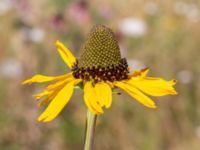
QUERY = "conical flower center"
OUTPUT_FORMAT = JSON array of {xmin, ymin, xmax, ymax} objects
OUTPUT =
[
  {"xmin": 79, "ymin": 25, "xmax": 121, "ymax": 68},
  {"xmin": 72, "ymin": 25, "xmax": 129, "ymax": 82}
]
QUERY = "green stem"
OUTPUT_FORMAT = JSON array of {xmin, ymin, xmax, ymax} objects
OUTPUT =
[{"xmin": 84, "ymin": 110, "xmax": 97, "ymax": 150}]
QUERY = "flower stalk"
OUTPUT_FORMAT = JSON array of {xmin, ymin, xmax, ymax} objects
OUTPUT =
[{"xmin": 84, "ymin": 110, "xmax": 97, "ymax": 150}]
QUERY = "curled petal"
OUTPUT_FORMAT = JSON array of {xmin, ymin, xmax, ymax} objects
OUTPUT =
[
  {"xmin": 46, "ymin": 77, "xmax": 74, "ymax": 91},
  {"xmin": 37, "ymin": 79, "xmax": 82, "ymax": 107},
  {"xmin": 84, "ymin": 82, "xmax": 103, "ymax": 114},
  {"xmin": 38, "ymin": 80, "xmax": 77, "ymax": 122},
  {"xmin": 55, "ymin": 40, "xmax": 76, "ymax": 68},
  {"xmin": 129, "ymin": 68, "xmax": 149, "ymax": 78},
  {"xmin": 33, "ymin": 90, "xmax": 52, "ymax": 100},
  {"xmin": 115, "ymin": 82, "xmax": 156, "ymax": 108},
  {"xmin": 32, "ymin": 75, "xmax": 74, "ymax": 102},
  {"xmin": 95, "ymin": 82, "xmax": 112, "ymax": 108},
  {"xmin": 38, "ymin": 89, "xmax": 59, "ymax": 107}
]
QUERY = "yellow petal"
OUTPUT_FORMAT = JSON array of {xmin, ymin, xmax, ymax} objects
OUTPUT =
[
  {"xmin": 22, "ymin": 73, "xmax": 72, "ymax": 85},
  {"xmin": 22, "ymin": 75, "xmax": 56, "ymax": 85},
  {"xmin": 95, "ymin": 82, "xmax": 112, "ymax": 108},
  {"xmin": 33, "ymin": 75, "xmax": 74, "ymax": 101},
  {"xmin": 46, "ymin": 76, "xmax": 74, "ymax": 91},
  {"xmin": 127, "ymin": 77, "xmax": 177, "ymax": 96},
  {"xmin": 115, "ymin": 82, "xmax": 156, "ymax": 108},
  {"xmin": 38, "ymin": 81, "xmax": 75, "ymax": 122},
  {"xmin": 38, "ymin": 88, "xmax": 61, "ymax": 107},
  {"xmin": 33, "ymin": 90, "xmax": 52, "ymax": 100},
  {"xmin": 129, "ymin": 68, "xmax": 149, "ymax": 78},
  {"xmin": 55, "ymin": 40, "xmax": 76, "ymax": 68},
  {"xmin": 106, "ymin": 81, "xmax": 114, "ymax": 88},
  {"xmin": 38, "ymin": 79, "xmax": 82, "ymax": 106},
  {"xmin": 84, "ymin": 82, "xmax": 103, "ymax": 114}
]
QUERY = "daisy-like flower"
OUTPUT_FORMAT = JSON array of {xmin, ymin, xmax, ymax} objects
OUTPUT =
[{"xmin": 23, "ymin": 25, "xmax": 177, "ymax": 122}]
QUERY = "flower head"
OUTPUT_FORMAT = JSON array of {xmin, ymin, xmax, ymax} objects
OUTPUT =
[
  {"xmin": 23, "ymin": 25, "xmax": 177, "ymax": 122},
  {"xmin": 73, "ymin": 25, "xmax": 128, "ymax": 82}
]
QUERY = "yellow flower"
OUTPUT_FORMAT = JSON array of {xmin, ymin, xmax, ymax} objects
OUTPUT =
[{"xmin": 23, "ymin": 25, "xmax": 177, "ymax": 122}]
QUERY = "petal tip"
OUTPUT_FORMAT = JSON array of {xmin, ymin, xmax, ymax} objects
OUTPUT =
[
  {"xmin": 38, "ymin": 113, "xmax": 48, "ymax": 122},
  {"xmin": 55, "ymin": 40, "xmax": 61, "ymax": 45},
  {"xmin": 146, "ymin": 102, "xmax": 157, "ymax": 109},
  {"xmin": 38, "ymin": 116, "xmax": 44, "ymax": 122},
  {"xmin": 171, "ymin": 79, "xmax": 178, "ymax": 85},
  {"xmin": 172, "ymin": 91, "xmax": 178, "ymax": 95},
  {"xmin": 142, "ymin": 67, "xmax": 150, "ymax": 72},
  {"xmin": 151, "ymin": 105, "xmax": 157, "ymax": 109},
  {"xmin": 32, "ymin": 95, "xmax": 39, "ymax": 100},
  {"xmin": 38, "ymin": 115, "xmax": 52, "ymax": 123},
  {"xmin": 22, "ymin": 80, "xmax": 31, "ymax": 85},
  {"xmin": 42, "ymin": 118, "xmax": 53, "ymax": 123}
]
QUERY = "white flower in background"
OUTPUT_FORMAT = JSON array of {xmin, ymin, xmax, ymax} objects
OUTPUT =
[
  {"xmin": 119, "ymin": 17, "xmax": 147, "ymax": 37},
  {"xmin": 174, "ymin": 1, "xmax": 200, "ymax": 22},
  {"xmin": 173, "ymin": 1, "xmax": 188, "ymax": 15},
  {"xmin": 0, "ymin": 0, "xmax": 12, "ymax": 15},
  {"xmin": 186, "ymin": 4, "xmax": 200, "ymax": 22},
  {"xmin": 0, "ymin": 59, "xmax": 22, "ymax": 78},
  {"xmin": 177, "ymin": 70, "xmax": 193, "ymax": 84},
  {"xmin": 22, "ymin": 27, "xmax": 45, "ymax": 43},
  {"xmin": 29, "ymin": 28, "xmax": 45, "ymax": 43},
  {"xmin": 196, "ymin": 126, "xmax": 200, "ymax": 138},
  {"xmin": 144, "ymin": 2, "xmax": 159, "ymax": 16},
  {"xmin": 127, "ymin": 59, "xmax": 146, "ymax": 71}
]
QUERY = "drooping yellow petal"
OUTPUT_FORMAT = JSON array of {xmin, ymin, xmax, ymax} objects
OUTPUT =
[
  {"xmin": 55, "ymin": 40, "xmax": 76, "ymax": 68},
  {"xmin": 115, "ymin": 82, "xmax": 156, "ymax": 108},
  {"xmin": 46, "ymin": 76, "xmax": 74, "ymax": 91},
  {"xmin": 22, "ymin": 73, "xmax": 72, "ymax": 85},
  {"xmin": 33, "ymin": 90, "xmax": 52, "ymax": 100},
  {"xmin": 127, "ymin": 77, "xmax": 177, "ymax": 96},
  {"xmin": 129, "ymin": 68, "xmax": 149, "ymax": 78},
  {"xmin": 37, "ymin": 78, "xmax": 82, "ymax": 106},
  {"xmin": 95, "ymin": 82, "xmax": 112, "ymax": 108},
  {"xmin": 34, "ymin": 83, "xmax": 65, "ymax": 101},
  {"xmin": 32, "ymin": 75, "xmax": 74, "ymax": 101},
  {"xmin": 38, "ymin": 88, "xmax": 62, "ymax": 107},
  {"xmin": 38, "ymin": 80, "xmax": 75, "ymax": 122},
  {"xmin": 84, "ymin": 82, "xmax": 103, "ymax": 114}
]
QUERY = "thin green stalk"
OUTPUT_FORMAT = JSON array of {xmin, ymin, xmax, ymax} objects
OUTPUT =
[{"xmin": 84, "ymin": 110, "xmax": 97, "ymax": 150}]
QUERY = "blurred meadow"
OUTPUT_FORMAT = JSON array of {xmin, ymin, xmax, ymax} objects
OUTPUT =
[{"xmin": 0, "ymin": 0, "xmax": 200, "ymax": 150}]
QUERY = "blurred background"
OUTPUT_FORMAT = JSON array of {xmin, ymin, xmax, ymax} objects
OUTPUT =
[{"xmin": 0, "ymin": 0, "xmax": 200, "ymax": 149}]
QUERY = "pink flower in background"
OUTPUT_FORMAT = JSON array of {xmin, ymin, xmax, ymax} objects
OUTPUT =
[
  {"xmin": 12, "ymin": 0, "xmax": 31, "ymax": 17},
  {"xmin": 98, "ymin": 5, "xmax": 113, "ymax": 20},
  {"xmin": 50, "ymin": 14, "xmax": 65, "ymax": 31},
  {"xmin": 67, "ymin": 0, "xmax": 90, "ymax": 25}
]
